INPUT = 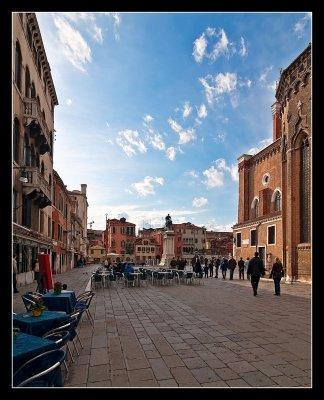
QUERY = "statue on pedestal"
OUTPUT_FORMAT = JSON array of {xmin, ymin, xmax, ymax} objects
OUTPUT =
[{"xmin": 165, "ymin": 214, "xmax": 173, "ymax": 231}]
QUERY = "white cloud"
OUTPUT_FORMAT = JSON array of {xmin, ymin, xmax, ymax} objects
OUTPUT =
[
  {"xmin": 203, "ymin": 165, "xmax": 224, "ymax": 188},
  {"xmin": 185, "ymin": 170, "xmax": 199, "ymax": 179},
  {"xmin": 143, "ymin": 114, "xmax": 154, "ymax": 123},
  {"xmin": 259, "ymin": 66, "xmax": 277, "ymax": 92},
  {"xmin": 267, "ymin": 81, "xmax": 277, "ymax": 92},
  {"xmin": 149, "ymin": 133, "xmax": 165, "ymax": 151},
  {"xmin": 192, "ymin": 197, "xmax": 208, "ymax": 208},
  {"xmin": 131, "ymin": 176, "xmax": 164, "ymax": 197},
  {"xmin": 193, "ymin": 27, "xmax": 237, "ymax": 63},
  {"xmin": 193, "ymin": 33, "xmax": 208, "ymax": 62},
  {"xmin": 91, "ymin": 25, "xmax": 103, "ymax": 43},
  {"xmin": 66, "ymin": 98, "xmax": 73, "ymax": 106},
  {"xmin": 199, "ymin": 72, "xmax": 238, "ymax": 106},
  {"xmin": 213, "ymin": 132, "xmax": 226, "ymax": 143},
  {"xmin": 183, "ymin": 102, "xmax": 192, "ymax": 118},
  {"xmin": 53, "ymin": 16, "xmax": 92, "ymax": 72},
  {"xmin": 259, "ymin": 66, "xmax": 273, "ymax": 83},
  {"xmin": 239, "ymin": 37, "xmax": 247, "ymax": 57},
  {"xmin": 247, "ymin": 138, "xmax": 272, "ymax": 155},
  {"xmin": 204, "ymin": 219, "xmax": 234, "ymax": 232},
  {"xmin": 106, "ymin": 121, "xmax": 110, "ymax": 128},
  {"xmin": 166, "ymin": 146, "xmax": 176, "ymax": 161},
  {"xmin": 203, "ymin": 158, "xmax": 238, "ymax": 188},
  {"xmin": 294, "ymin": 13, "xmax": 311, "ymax": 38},
  {"xmin": 197, "ymin": 104, "xmax": 207, "ymax": 119},
  {"xmin": 116, "ymin": 129, "xmax": 147, "ymax": 157},
  {"xmin": 167, "ymin": 118, "xmax": 196, "ymax": 145}
]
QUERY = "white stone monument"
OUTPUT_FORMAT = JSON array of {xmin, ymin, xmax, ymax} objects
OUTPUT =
[{"xmin": 159, "ymin": 214, "xmax": 175, "ymax": 268}]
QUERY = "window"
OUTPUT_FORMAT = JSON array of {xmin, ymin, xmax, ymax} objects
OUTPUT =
[
  {"xmin": 274, "ymin": 191, "xmax": 281, "ymax": 212},
  {"xmin": 23, "ymin": 133, "xmax": 31, "ymax": 166},
  {"xmin": 137, "ymin": 247, "xmax": 141, "ymax": 252},
  {"xmin": 112, "ymin": 226, "xmax": 116, "ymax": 234},
  {"xmin": 40, "ymin": 211, "xmax": 44, "ymax": 233},
  {"xmin": 268, "ymin": 226, "xmax": 275, "ymax": 245},
  {"xmin": 151, "ymin": 247, "xmax": 154, "ymax": 252},
  {"xmin": 91, "ymin": 249, "xmax": 94, "ymax": 254},
  {"xmin": 25, "ymin": 67, "xmax": 31, "ymax": 97},
  {"xmin": 236, "ymin": 233, "xmax": 242, "ymax": 248},
  {"xmin": 251, "ymin": 198, "xmax": 259, "ymax": 219},
  {"xmin": 31, "ymin": 82, "xmax": 36, "ymax": 98},
  {"xmin": 250, "ymin": 229, "xmax": 256, "ymax": 246},
  {"xmin": 13, "ymin": 118, "xmax": 20, "ymax": 163},
  {"xmin": 40, "ymin": 161, "xmax": 45, "ymax": 175},
  {"xmin": 101, "ymin": 250, "xmax": 104, "ymax": 254},
  {"xmin": 300, "ymin": 137, "xmax": 310, "ymax": 242},
  {"xmin": 15, "ymin": 42, "xmax": 22, "ymax": 90},
  {"xmin": 22, "ymin": 194, "xmax": 31, "ymax": 227}
]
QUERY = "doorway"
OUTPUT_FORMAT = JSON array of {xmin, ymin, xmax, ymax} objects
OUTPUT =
[{"xmin": 258, "ymin": 246, "xmax": 266, "ymax": 267}]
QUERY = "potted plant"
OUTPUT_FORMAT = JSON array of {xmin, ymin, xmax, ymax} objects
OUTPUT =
[
  {"xmin": 31, "ymin": 299, "xmax": 46, "ymax": 317},
  {"xmin": 53, "ymin": 281, "xmax": 62, "ymax": 295}
]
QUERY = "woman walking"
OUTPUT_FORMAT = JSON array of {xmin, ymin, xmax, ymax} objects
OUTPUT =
[{"xmin": 269, "ymin": 257, "xmax": 284, "ymax": 296}]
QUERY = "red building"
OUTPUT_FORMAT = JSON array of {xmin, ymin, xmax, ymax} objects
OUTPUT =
[{"xmin": 103, "ymin": 217, "xmax": 136, "ymax": 255}]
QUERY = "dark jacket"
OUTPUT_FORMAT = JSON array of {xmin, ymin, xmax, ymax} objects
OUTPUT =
[
  {"xmin": 195, "ymin": 260, "xmax": 202, "ymax": 273},
  {"xmin": 220, "ymin": 258, "xmax": 228, "ymax": 271},
  {"xmin": 215, "ymin": 258, "xmax": 221, "ymax": 269},
  {"xmin": 247, "ymin": 256, "xmax": 265, "ymax": 277},
  {"xmin": 228, "ymin": 258, "xmax": 237, "ymax": 270},
  {"xmin": 238, "ymin": 259, "xmax": 245, "ymax": 270},
  {"xmin": 269, "ymin": 262, "xmax": 284, "ymax": 280}
]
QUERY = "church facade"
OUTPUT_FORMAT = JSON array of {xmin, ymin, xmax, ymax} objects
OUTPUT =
[{"xmin": 233, "ymin": 44, "xmax": 311, "ymax": 283}]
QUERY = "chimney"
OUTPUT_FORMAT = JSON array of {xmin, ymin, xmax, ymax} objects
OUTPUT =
[
  {"xmin": 271, "ymin": 101, "xmax": 281, "ymax": 141},
  {"xmin": 81, "ymin": 184, "xmax": 87, "ymax": 195}
]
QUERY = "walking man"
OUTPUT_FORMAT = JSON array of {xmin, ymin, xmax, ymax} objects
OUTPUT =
[
  {"xmin": 13, "ymin": 254, "xmax": 19, "ymax": 293},
  {"xmin": 228, "ymin": 256, "xmax": 237, "ymax": 280},
  {"xmin": 269, "ymin": 257, "xmax": 284, "ymax": 296},
  {"xmin": 208, "ymin": 259, "xmax": 214, "ymax": 278},
  {"xmin": 238, "ymin": 257, "xmax": 245, "ymax": 280},
  {"xmin": 214, "ymin": 257, "xmax": 220, "ymax": 278},
  {"xmin": 247, "ymin": 252, "xmax": 265, "ymax": 296},
  {"xmin": 220, "ymin": 257, "xmax": 228, "ymax": 280},
  {"xmin": 245, "ymin": 257, "xmax": 250, "ymax": 280}
]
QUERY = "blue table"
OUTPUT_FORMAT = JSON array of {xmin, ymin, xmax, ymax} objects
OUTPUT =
[
  {"xmin": 42, "ymin": 290, "xmax": 77, "ymax": 314},
  {"xmin": 13, "ymin": 332, "xmax": 58, "ymax": 372},
  {"xmin": 13, "ymin": 311, "xmax": 69, "ymax": 336}
]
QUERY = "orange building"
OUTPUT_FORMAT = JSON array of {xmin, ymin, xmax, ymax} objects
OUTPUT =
[{"xmin": 104, "ymin": 217, "xmax": 136, "ymax": 256}]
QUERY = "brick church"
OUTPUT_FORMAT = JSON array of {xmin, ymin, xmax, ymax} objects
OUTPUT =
[{"xmin": 233, "ymin": 44, "xmax": 311, "ymax": 283}]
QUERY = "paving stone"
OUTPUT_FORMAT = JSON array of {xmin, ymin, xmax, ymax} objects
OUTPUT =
[
  {"xmin": 90, "ymin": 348, "xmax": 109, "ymax": 366},
  {"xmin": 251, "ymin": 361, "xmax": 283, "ymax": 377},
  {"xmin": 271, "ymin": 375, "xmax": 300, "ymax": 387},
  {"xmin": 239, "ymin": 371, "xmax": 277, "ymax": 387},
  {"xmin": 162, "ymin": 354, "xmax": 185, "ymax": 368},
  {"xmin": 128, "ymin": 368, "xmax": 155, "ymax": 383},
  {"xmin": 214, "ymin": 368, "xmax": 240, "ymax": 380},
  {"xmin": 159, "ymin": 379, "xmax": 179, "ymax": 387},
  {"xmin": 110, "ymin": 369, "xmax": 130, "ymax": 387},
  {"xmin": 87, "ymin": 380, "xmax": 112, "ymax": 387},
  {"xmin": 170, "ymin": 366, "xmax": 200, "ymax": 386},
  {"xmin": 66, "ymin": 364, "xmax": 89, "ymax": 385},
  {"xmin": 201, "ymin": 380, "xmax": 228, "ymax": 387},
  {"xmin": 226, "ymin": 378, "xmax": 251, "ymax": 387},
  {"xmin": 190, "ymin": 367, "xmax": 220, "ymax": 383},
  {"xmin": 88, "ymin": 365, "xmax": 109, "ymax": 382},
  {"xmin": 227, "ymin": 360, "xmax": 257, "ymax": 373},
  {"xmin": 182, "ymin": 357, "xmax": 207, "ymax": 369},
  {"xmin": 149, "ymin": 357, "xmax": 173, "ymax": 380},
  {"xmin": 275, "ymin": 363, "xmax": 308, "ymax": 378}
]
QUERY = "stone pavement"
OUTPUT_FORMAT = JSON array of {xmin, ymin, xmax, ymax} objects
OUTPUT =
[{"xmin": 13, "ymin": 266, "xmax": 311, "ymax": 388}]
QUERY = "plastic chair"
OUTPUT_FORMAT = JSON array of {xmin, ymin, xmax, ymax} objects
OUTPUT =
[
  {"xmin": 157, "ymin": 272, "xmax": 165, "ymax": 285},
  {"xmin": 165, "ymin": 272, "xmax": 174, "ymax": 285},
  {"xmin": 13, "ymin": 349, "xmax": 66, "ymax": 387},
  {"xmin": 194, "ymin": 272, "xmax": 204, "ymax": 285},
  {"xmin": 185, "ymin": 272, "xmax": 194, "ymax": 285},
  {"xmin": 91, "ymin": 273, "xmax": 104, "ymax": 290},
  {"xmin": 139, "ymin": 272, "xmax": 148, "ymax": 287}
]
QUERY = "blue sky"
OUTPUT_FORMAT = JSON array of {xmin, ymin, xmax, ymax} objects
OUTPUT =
[{"xmin": 36, "ymin": 12, "xmax": 311, "ymax": 232}]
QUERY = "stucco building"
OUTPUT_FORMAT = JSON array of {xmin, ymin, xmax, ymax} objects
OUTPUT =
[
  {"xmin": 12, "ymin": 12, "xmax": 58, "ymax": 286},
  {"xmin": 103, "ymin": 217, "xmax": 136, "ymax": 256},
  {"xmin": 233, "ymin": 44, "xmax": 311, "ymax": 282}
]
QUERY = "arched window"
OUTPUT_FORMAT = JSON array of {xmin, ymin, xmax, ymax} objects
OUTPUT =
[
  {"xmin": 15, "ymin": 41, "xmax": 22, "ymax": 90},
  {"xmin": 40, "ymin": 160, "xmax": 45, "ymax": 175},
  {"xmin": 300, "ymin": 137, "xmax": 310, "ymax": 242},
  {"xmin": 31, "ymin": 82, "xmax": 36, "ymax": 98},
  {"xmin": 30, "ymin": 144, "xmax": 36, "ymax": 166},
  {"xmin": 13, "ymin": 118, "xmax": 20, "ymax": 163},
  {"xmin": 25, "ymin": 67, "xmax": 31, "ymax": 98},
  {"xmin": 23, "ymin": 133, "xmax": 31, "ymax": 166},
  {"xmin": 274, "ymin": 191, "xmax": 281, "ymax": 212},
  {"xmin": 251, "ymin": 198, "xmax": 259, "ymax": 219}
]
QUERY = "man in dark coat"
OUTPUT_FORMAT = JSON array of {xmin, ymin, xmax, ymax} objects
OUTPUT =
[
  {"xmin": 208, "ymin": 259, "xmax": 214, "ymax": 278},
  {"xmin": 214, "ymin": 257, "xmax": 220, "ymax": 278},
  {"xmin": 238, "ymin": 257, "xmax": 245, "ymax": 280},
  {"xmin": 220, "ymin": 257, "xmax": 228, "ymax": 279},
  {"xmin": 195, "ymin": 258, "xmax": 202, "ymax": 274},
  {"xmin": 269, "ymin": 257, "xmax": 284, "ymax": 296},
  {"xmin": 247, "ymin": 252, "xmax": 265, "ymax": 296},
  {"xmin": 228, "ymin": 256, "xmax": 237, "ymax": 280}
]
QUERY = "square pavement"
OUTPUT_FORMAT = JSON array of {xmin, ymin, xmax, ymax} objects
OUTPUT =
[{"xmin": 13, "ymin": 266, "xmax": 311, "ymax": 388}]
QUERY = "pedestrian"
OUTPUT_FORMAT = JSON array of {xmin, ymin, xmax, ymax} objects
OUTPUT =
[
  {"xmin": 203, "ymin": 262, "xmax": 209, "ymax": 278},
  {"xmin": 13, "ymin": 254, "xmax": 19, "ymax": 293},
  {"xmin": 214, "ymin": 257, "xmax": 220, "ymax": 278},
  {"xmin": 208, "ymin": 259, "xmax": 214, "ymax": 277},
  {"xmin": 228, "ymin": 256, "xmax": 237, "ymax": 280},
  {"xmin": 170, "ymin": 258, "xmax": 177, "ymax": 269},
  {"xmin": 269, "ymin": 257, "xmax": 284, "ymax": 296},
  {"xmin": 220, "ymin": 257, "xmax": 228, "ymax": 279},
  {"xmin": 238, "ymin": 257, "xmax": 245, "ymax": 280},
  {"xmin": 247, "ymin": 252, "xmax": 265, "ymax": 296},
  {"xmin": 195, "ymin": 258, "xmax": 202, "ymax": 275},
  {"xmin": 245, "ymin": 257, "xmax": 250, "ymax": 280},
  {"xmin": 33, "ymin": 257, "xmax": 43, "ymax": 292}
]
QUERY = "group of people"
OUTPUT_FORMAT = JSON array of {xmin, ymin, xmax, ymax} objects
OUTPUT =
[{"xmin": 190, "ymin": 253, "xmax": 285, "ymax": 296}]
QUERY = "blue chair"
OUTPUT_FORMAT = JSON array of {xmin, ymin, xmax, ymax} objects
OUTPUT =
[
  {"xmin": 13, "ymin": 349, "xmax": 66, "ymax": 387},
  {"xmin": 42, "ymin": 331, "xmax": 70, "ymax": 372},
  {"xmin": 74, "ymin": 291, "xmax": 95, "ymax": 328},
  {"xmin": 124, "ymin": 273, "xmax": 135, "ymax": 287}
]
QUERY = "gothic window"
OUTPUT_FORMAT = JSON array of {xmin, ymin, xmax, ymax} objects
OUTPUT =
[
  {"xmin": 300, "ymin": 137, "xmax": 311, "ymax": 242},
  {"xmin": 15, "ymin": 41, "xmax": 22, "ymax": 91},
  {"xmin": 41, "ymin": 161, "xmax": 45, "ymax": 175},
  {"xmin": 251, "ymin": 198, "xmax": 259, "ymax": 219},
  {"xmin": 25, "ymin": 67, "xmax": 31, "ymax": 97},
  {"xmin": 31, "ymin": 82, "xmax": 36, "ymax": 98},
  {"xmin": 13, "ymin": 118, "xmax": 20, "ymax": 163},
  {"xmin": 23, "ymin": 133, "xmax": 31, "ymax": 166}
]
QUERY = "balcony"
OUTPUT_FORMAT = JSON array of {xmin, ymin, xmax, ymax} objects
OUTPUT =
[
  {"xmin": 23, "ymin": 98, "xmax": 51, "ymax": 155},
  {"xmin": 23, "ymin": 166, "xmax": 52, "ymax": 208}
]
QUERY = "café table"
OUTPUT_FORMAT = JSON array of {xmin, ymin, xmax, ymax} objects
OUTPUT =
[
  {"xmin": 13, "ymin": 311, "xmax": 69, "ymax": 337},
  {"xmin": 13, "ymin": 332, "xmax": 58, "ymax": 373},
  {"xmin": 42, "ymin": 290, "xmax": 77, "ymax": 314}
]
